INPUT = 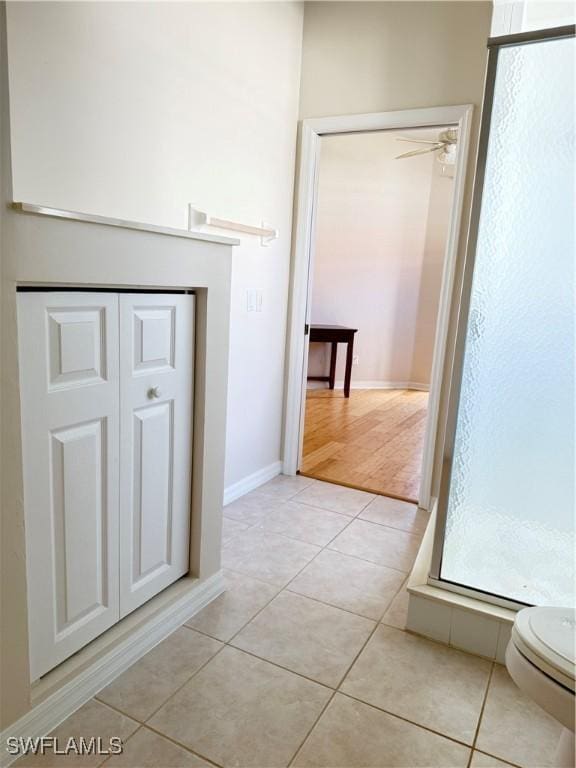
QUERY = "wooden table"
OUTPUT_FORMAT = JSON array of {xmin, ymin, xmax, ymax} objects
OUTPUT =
[{"xmin": 307, "ymin": 324, "xmax": 358, "ymax": 398}]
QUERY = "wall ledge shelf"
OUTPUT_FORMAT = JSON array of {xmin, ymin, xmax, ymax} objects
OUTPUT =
[
  {"xmin": 11, "ymin": 202, "xmax": 241, "ymax": 247},
  {"xmin": 187, "ymin": 205, "xmax": 279, "ymax": 246}
]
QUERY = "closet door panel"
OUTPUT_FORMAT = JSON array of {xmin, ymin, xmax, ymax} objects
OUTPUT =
[
  {"xmin": 119, "ymin": 294, "xmax": 194, "ymax": 617},
  {"xmin": 51, "ymin": 419, "xmax": 108, "ymax": 630},
  {"xmin": 17, "ymin": 292, "xmax": 120, "ymax": 681},
  {"xmin": 132, "ymin": 401, "xmax": 172, "ymax": 581}
]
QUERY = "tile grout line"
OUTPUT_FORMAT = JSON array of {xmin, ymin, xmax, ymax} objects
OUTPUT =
[
  {"xmin": 239, "ymin": 524, "xmax": 350, "ymax": 550},
  {"xmin": 169, "ymin": 476, "xmax": 367, "ymax": 768},
  {"xmin": 337, "ymin": 690, "xmax": 480, "ymax": 753},
  {"xmin": 184, "ymin": 586, "xmax": 402, "ymax": 691},
  {"xmin": 285, "ymin": 488, "xmax": 413, "ymax": 767},
  {"xmin": 40, "ymin": 478, "xmax": 492, "ymax": 768},
  {"xmin": 191, "ymin": 557, "xmax": 406, "ymax": 640},
  {"xmin": 144, "ymin": 722, "xmax": 225, "ymax": 767},
  {"xmin": 108, "ymin": 483, "xmax": 378, "ymax": 767},
  {"xmin": 95, "ymin": 688, "xmax": 226, "ymax": 767},
  {"xmin": 230, "ymin": 495, "xmax": 373, "ymax": 523},
  {"xmin": 92, "ymin": 483, "xmax": 381, "ymax": 738},
  {"xmin": 98, "ymin": 723, "xmax": 225, "ymax": 768},
  {"xmin": 285, "ymin": 612, "xmax": 392, "ymax": 767},
  {"xmin": 89, "ymin": 480, "xmax": 423, "ymax": 768},
  {"xmin": 382, "ymin": 621, "xmax": 503, "ymax": 665},
  {"xmin": 227, "ymin": 528, "xmax": 412, "ymax": 576},
  {"xmin": 286, "ymin": 689, "xmax": 338, "ymax": 767},
  {"xmin": 282, "ymin": 497, "xmax": 372, "ymax": 519},
  {"xmin": 332, "ymin": 587, "xmax": 398, "ymax": 690},
  {"xmin": 95, "ymin": 640, "xmax": 228, "ymax": 725},
  {"xmin": 283, "ymin": 585, "xmax": 396, "ymax": 623},
  {"xmin": 267, "ymin": 514, "xmax": 423, "ymax": 548},
  {"xmin": 316, "ymin": 547, "xmax": 411, "ymax": 574},
  {"xmin": 377, "ymin": 571, "xmax": 411, "ymax": 626},
  {"xmin": 223, "ymin": 489, "xmax": 416, "ymax": 587},
  {"xmin": 98, "ymin": 489, "xmax": 356, "ymax": 739},
  {"xmin": 268, "ymin": 557, "xmax": 496, "ymax": 766},
  {"xmin": 254, "ymin": 477, "xmax": 494, "ymax": 764},
  {"xmin": 97, "ymin": 724, "xmax": 143, "ymax": 768},
  {"xmin": 286, "ymin": 559, "xmax": 437, "ymax": 765},
  {"xmin": 467, "ymin": 660, "xmax": 496, "ymax": 768},
  {"xmin": 472, "ymin": 749, "xmax": 522, "ymax": 768},
  {"xmin": 223, "ymin": 495, "xmax": 361, "ymax": 646},
  {"xmin": 282, "ymin": 487, "xmax": 421, "ymax": 560},
  {"xmin": 222, "ymin": 644, "xmax": 336, "ymax": 692},
  {"xmin": 226, "ymin": 481, "xmax": 423, "ymax": 547},
  {"xmin": 222, "ymin": 481, "xmax": 419, "ymax": 656}
]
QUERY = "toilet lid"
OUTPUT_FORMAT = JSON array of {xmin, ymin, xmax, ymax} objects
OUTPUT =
[{"xmin": 512, "ymin": 607, "xmax": 575, "ymax": 692}]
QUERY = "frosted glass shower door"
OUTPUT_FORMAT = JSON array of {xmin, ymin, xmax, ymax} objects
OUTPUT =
[{"xmin": 437, "ymin": 31, "xmax": 575, "ymax": 606}]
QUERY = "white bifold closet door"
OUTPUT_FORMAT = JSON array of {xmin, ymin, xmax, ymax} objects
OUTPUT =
[
  {"xmin": 119, "ymin": 294, "xmax": 194, "ymax": 616},
  {"xmin": 18, "ymin": 291, "xmax": 194, "ymax": 681},
  {"xmin": 18, "ymin": 292, "xmax": 121, "ymax": 681}
]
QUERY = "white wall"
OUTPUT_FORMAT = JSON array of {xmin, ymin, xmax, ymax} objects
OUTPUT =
[
  {"xmin": 307, "ymin": 130, "xmax": 454, "ymax": 389},
  {"xmin": 492, "ymin": 1, "xmax": 576, "ymax": 35},
  {"xmin": 6, "ymin": 1, "xmax": 304, "ymax": 490}
]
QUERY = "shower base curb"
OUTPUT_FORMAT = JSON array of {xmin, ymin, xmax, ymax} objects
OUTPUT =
[{"xmin": 406, "ymin": 503, "xmax": 515, "ymax": 663}]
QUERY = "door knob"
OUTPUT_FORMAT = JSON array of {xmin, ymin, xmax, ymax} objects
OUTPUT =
[{"xmin": 148, "ymin": 386, "xmax": 161, "ymax": 400}]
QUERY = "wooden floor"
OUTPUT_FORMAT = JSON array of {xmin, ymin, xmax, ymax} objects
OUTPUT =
[{"xmin": 300, "ymin": 388, "xmax": 429, "ymax": 503}]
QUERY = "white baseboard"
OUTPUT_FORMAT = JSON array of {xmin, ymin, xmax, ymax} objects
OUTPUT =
[
  {"xmin": 223, "ymin": 460, "xmax": 282, "ymax": 505},
  {"xmin": 0, "ymin": 571, "xmax": 224, "ymax": 767},
  {"xmin": 308, "ymin": 380, "xmax": 429, "ymax": 392}
]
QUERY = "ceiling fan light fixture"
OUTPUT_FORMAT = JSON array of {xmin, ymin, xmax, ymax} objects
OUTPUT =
[
  {"xmin": 395, "ymin": 128, "xmax": 458, "ymax": 162},
  {"xmin": 438, "ymin": 143, "xmax": 457, "ymax": 165}
]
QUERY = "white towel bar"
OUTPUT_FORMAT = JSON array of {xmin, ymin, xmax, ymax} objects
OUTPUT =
[{"xmin": 188, "ymin": 205, "xmax": 278, "ymax": 246}]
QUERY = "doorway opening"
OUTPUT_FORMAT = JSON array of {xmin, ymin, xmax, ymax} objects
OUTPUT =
[{"xmin": 284, "ymin": 107, "xmax": 473, "ymax": 511}]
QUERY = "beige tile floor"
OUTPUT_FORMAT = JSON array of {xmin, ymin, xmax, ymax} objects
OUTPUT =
[{"xmin": 17, "ymin": 477, "xmax": 563, "ymax": 768}]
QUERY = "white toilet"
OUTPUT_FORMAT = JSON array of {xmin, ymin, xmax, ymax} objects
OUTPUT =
[{"xmin": 506, "ymin": 606, "xmax": 575, "ymax": 767}]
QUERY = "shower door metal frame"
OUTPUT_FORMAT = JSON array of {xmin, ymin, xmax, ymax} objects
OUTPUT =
[{"xmin": 428, "ymin": 24, "xmax": 576, "ymax": 609}]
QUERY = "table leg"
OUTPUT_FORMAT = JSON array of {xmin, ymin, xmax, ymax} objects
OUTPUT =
[
  {"xmin": 344, "ymin": 337, "xmax": 354, "ymax": 398},
  {"xmin": 328, "ymin": 342, "xmax": 337, "ymax": 389}
]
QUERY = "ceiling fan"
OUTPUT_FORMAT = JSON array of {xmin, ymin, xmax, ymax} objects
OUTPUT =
[{"xmin": 395, "ymin": 128, "xmax": 458, "ymax": 164}]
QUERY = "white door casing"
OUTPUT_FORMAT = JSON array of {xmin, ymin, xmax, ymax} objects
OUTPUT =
[
  {"xmin": 18, "ymin": 292, "xmax": 121, "ymax": 681},
  {"xmin": 119, "ymin": 294, "xmax": 194, "ymax": 617},
  {"xmin": 282, "ymin": 106, "xmax": 474, "ymax": 511}
]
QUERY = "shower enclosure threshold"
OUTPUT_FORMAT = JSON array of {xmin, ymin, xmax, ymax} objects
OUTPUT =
[{"xmin": 406, "ymin": 505, "xmax": 516, "ymax": 662}]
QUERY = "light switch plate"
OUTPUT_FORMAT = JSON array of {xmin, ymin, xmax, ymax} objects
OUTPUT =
[{"xmin": 246, "ymin": 289, "xmax": 263, "ymax": 312}]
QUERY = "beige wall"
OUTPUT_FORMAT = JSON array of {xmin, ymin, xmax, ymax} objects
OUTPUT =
[
  {"xmin": 299, "ymin": 1, "xmax": 492, "ymax": 120},
  {"xmin": 299, "ymin": 1, "xmax": 492, "ymax": 497},
  {"xmin": 307, "ymin": 129, "xmax": 454, "ymax": 388}
]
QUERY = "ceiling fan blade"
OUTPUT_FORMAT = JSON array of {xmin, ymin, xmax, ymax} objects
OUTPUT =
[
  {"xmin": 395, "ymin": 146, "xmax": 439, "ymax": 159},
  {"xmin": 396, "ymin": 137, "xmax": 443, "ymax": 145}
]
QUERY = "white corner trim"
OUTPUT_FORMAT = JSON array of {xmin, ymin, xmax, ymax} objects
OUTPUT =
[
  {"xmin": 0, "ymin": 571, "xmax": 224, "ymax": 767},
  {"xmin": 223, "ymin": 461, "xmax": 282, "ymax": 506}
]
